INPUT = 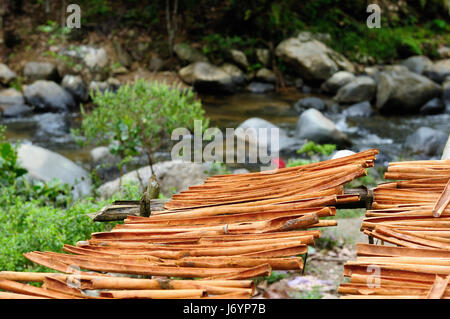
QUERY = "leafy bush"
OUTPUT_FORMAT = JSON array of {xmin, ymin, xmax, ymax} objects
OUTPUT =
[
  {"xmin": 74, "ymin": 80, "xmax": 208, "ymax": 180},
  {"xmin": 297, "ymin": 141, "xmax": 336, "ymax": 157}
]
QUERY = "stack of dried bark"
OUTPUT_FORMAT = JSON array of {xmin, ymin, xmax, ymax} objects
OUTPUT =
[
  {"xmin": 340, "ymin": 159, "xmax": 450, "ymax": 299},
  {"xmin": 0, "ymin": 149, "xmax": 379, "ymax": 299}
]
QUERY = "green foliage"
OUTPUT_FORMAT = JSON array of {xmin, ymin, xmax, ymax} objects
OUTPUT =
[
  {"xmin": 202, "ymin": 34, "xmax": 260, "ymax": 64},
  {"xmin": 266, "ymin": 271, "xmax": 289, "ymax": 284},
  {"xmin": 0, "ymin": 187, "xmax": 112, "ymax": 272},
  {"xmin": 74, "ymin": 80, "xmax": 208, "ymax": 175},
  {"xmin": 0, "ymin": 140, "xmax": 27, "ymax": 187},
  {"xmin": 289, "ymin": 285, "xmax": 323, "ymax": 299},
  {"xmin": 286, "ymin": 158, "xmax": 314, "ymax": 168},
  {"xmin": 297, "ymin": 141, "xmax": 336, "ymax": 157},
  {"xmin": 37, "ymin": 20, "xmax": 72, "ymax": 45}
]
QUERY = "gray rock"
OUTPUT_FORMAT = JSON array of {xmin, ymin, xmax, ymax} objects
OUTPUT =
[
  {"xmin": 0, "ymin": 88, "xmax": 24, "ymax": 106},
  {"xmin": 334, "ymin": 76, "xmax": 377, "ymax": 104},
  {"xmin": 401, "ymin": 56, "xmax": 433, "ymax": 75},
  {"xmin": 376, "ymin": 68, "xmax": 441, "ymax": 113},
  {"xmin": 17, "ymin": 144, "xmax": 91, "ymax": 199},
  {"xmin": 220, "ymin": 63, "xmax": 246, "ymax": 86},
  {"xmin": 343, "ymin": 101, "xmax": 372, "ymax": 118},
  {"xmin": 255, "ymin": 68, "xmax": 276, "ymax": 83},
  {"xmin": 405, "ymin": 127, "xmax": 448, "ymax": 157},
  {"xmin": 229, "ymin": 49, "xmax": 249, "ymax": 69},
  {"xmin": 61, "ymin": 75, "xmax": 88, "ymax": 102},
  {"xmin": 423, "ymin": 59, "xmax": 450, "ymax": 83},
  {"xmin": 179, "ymin": 62, "xmax": 235, "ymax": 94},
  {"xmin": 294, "ymin": 97, "xmax": 326, "ymax": 112},
  {"xmin": 24, "ymin": 80, "xmax": 76, "ymax": 112},
  {"xmin": 295, "ymin": 109, "xmax": 351, "ymax": 147},
  {"xmin": 83, "ymin": 47, "xmax": 109, "ymax": 72},
  {"xmin": 256, "ymin": 48, "xmax": 270, "ymax": 66},
  {"xmin": 98, "ymin": 160, "xmax": 212, "ymax": 198},
  {"xmin": 89, "ymin": 81, "xmax": 109, "ymax": 94},
  {"xmin": 320, "ymin": 71, "xmax": 355, "ymax": 94},
  {"xmin": 246, "ymin": 82, "xmax": 275, "ymax": 93},
  {"xmin": 275, "ymin": 38, "xmax": 354, "ymax": 82},
  {"xmin": 0, "ymin": 63, "xmax": 17, "ymax": 84},
  {"xmin": 330, "ymin": 150, "xmax": 355, "ymax": 160},
  {"xmin": 174, "ymin": 43, "xmax": 208, "ymax": 63},
  {"xmin": 23, "ymin": 62, "xmax": 58, "ymax": 82},
  {"xmin": 420, "ymin": 98, "xmax": 445, "ymax": 115},
  {"xmin": 2, "ymin": 103, "xmax": 32, "ymax": 117},
  {"xmin": 90, "ymin": 146, "xmax": 121, "ymax": 168}
]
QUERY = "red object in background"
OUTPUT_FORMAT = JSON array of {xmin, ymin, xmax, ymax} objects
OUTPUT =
[{"xmin": 272, "ymin": 158, "xmax": 286, "ymax": 169}]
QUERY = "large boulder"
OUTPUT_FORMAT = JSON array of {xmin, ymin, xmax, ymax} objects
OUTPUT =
[
  {"xmin": 24, "ymin": 80, "xmax": 76, "ymax": 112},
  {"xmin": 376, "ymin": 68, "xmax": 441, "ymax": 114},
  {"xmin": 17, "ymin": 144, "xmax": 91, "ymax": 199},
  {"xmin": 83, "ymin": 47, "xmax": 109, "ymax": 72},
  {"xmin": 405, "ymin": 127, "xmax": 448, "ymax": 157},
  {"xmin": 179, "ymin": 62, "xmax": 235, "ymax": 94},
  {"xmin": 275, "ymin": 38, "xmax": 354, "ymax": 82},
  {"xmin": 334, "ymin": 76, "xmax": 377, "ymax": 104},
  {"xmin": 295, "ymin": 109, "xmax": 351, "ymax": 147},
  {"xmin": 423, "ymin": 59, "xmax": 450, "ymax": 83},
  {"xmin": 58, "ymin": 45, "xmax": 109, "ymax": 79},
  {"xmin": 320, "ymin": 71, "xmax": 355, "ymax": 94},
  {"xmin": 401, "ymin": 55, "xmax": 433, "ymax": 75},
  {"xmin": 97, "ymin": 160, "xmax": 212, "ymax": 198},
  {"xmin": 174, "ymin": 43, "xmax": 208, "ymax": 64},
  {"xmin": 0, "ymin": 88, "xmax": 32, "ymax": 117},
  {"xmin": 61, "ymin": 75, "xmax": 88, "ymax": 102},
  {"xmin": 0, "ymin": 63, "xmax": 17, "ymax": 84},
  {"xmin": 23, "ymin": 61, "xmax": 58, "ymax": 82}
]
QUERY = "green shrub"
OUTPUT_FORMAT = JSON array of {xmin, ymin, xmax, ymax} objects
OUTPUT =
[
  {"xmin": 74, "ymin": 80, "xmax": 208, "ymax": 181},
  {"xmin": 297, "ymin": 141, "xmax": 336, "ymax": 157}
]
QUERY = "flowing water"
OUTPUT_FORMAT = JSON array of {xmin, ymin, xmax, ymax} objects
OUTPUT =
[{"xmin": 2, "ymin": 91, "xmax": 449, "ymax": 169}]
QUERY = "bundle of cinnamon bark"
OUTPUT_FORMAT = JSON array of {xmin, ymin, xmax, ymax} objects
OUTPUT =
[
  {"xmin": 0, "ymin": 149, "xmax": 379, "ymax": 299},
  {"xmin": 340, "ymin": 159, "xmax": 450, "ymax": 299}
]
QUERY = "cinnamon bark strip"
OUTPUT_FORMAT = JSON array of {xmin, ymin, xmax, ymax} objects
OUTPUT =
[
  {"xmin": 0, "ymin": 291, "xmax": 49, "ymax": 299},
  {"xmin": 432, "ymin": 180, "xmax": 450, "ymax": 218},
  {"xmin": 356, "ymin": 243, "xmax": 450, "ymax": 258},
  {"xmin": 99, "ymin": 289, "xmax": 206, "ymax": 299},
  {"xmin": 0, "ymin": 278, "xmax": 78, "ymax": 299},
  {"xmin": 426, "ymin": 275, "xmax": 450, "ymax": 299}
]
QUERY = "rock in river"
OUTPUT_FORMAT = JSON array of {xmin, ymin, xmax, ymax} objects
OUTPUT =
[
  {"xmin": 293, "ymin": 97, "xmax": 326, "ymax": 112},
  {"xmin": 295, "ymin": 109, "xmax": 351, "ymax": 147},
  {"xmin": 405, "ymin": 127, "xmax": 448, "ymax": 157},
  {"xmin": 17, "ymin": 144, "xmax": 91, "ymax": 199},
  {"xmin": 376, "ymin": 68, "xmax": 441, "ymax": 114},
  {"xmin": 24, "ymin": 80, "xmax": 76, "ymax": 112},
  {"xmin": 179, "ymin": 62, "xmax": 235, "ymax": 94},
  {"xmin": 320, "ymin": 71, "xmax": 355, "ymax": 94},
  {"xmin": 334, "ymin": 76, "xmax": 377, "ymax": 104}
]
